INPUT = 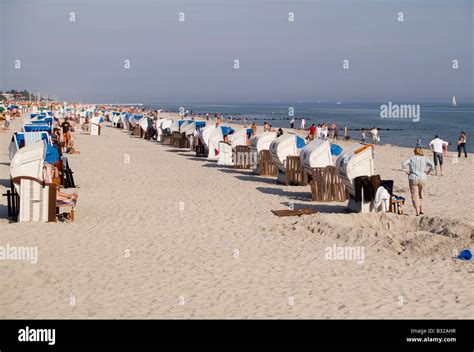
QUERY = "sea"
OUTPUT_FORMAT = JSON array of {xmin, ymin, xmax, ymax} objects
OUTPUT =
[{"xmin": 144, "ymin": 102, "xmax": 473, "ymax": 151}]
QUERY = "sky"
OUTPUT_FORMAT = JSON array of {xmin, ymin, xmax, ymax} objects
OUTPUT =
[{"xmin": 0, "ymin": 0, "xmax": 472, "ymax": 104}]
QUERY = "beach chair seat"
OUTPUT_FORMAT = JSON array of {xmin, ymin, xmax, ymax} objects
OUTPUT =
[
  {"xmin": 234, "ymin": 145, "xmax": 251, "ymax": 169},
  {"xmin": 11, "ymin": 176, "xmax": 56, "ymax": 222},
  {"xmin": 217, "ymin": 141, "xmax": 233, "ymax": 166},
  {"xmin": 285, "ymin": 156, "xmax": 308, "ymax": 186},
  {"xmin": 11, "ymin": 176, "xmax": 76, "ymax": 222},
  {"xmin": 195, "ymin": 143, "xmax": 208, "ymax": 157},
  {"xmin": 170, "ymin": 131, "xmax": 182, "ymax": 147},
  {"xmin": 258, "ymin": 150, "xmax": 278, "ymax": 176},
  {"xmin": 380, "ymin": 180, "xmax": 405, "ymax": 214},
  {"xmin": 310, "ymin": 166, "xmax": 348, "ymax": 202}
]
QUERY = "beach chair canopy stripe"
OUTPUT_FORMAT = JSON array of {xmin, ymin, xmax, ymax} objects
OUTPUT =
[
  {"xmin": 195, "ymin": 121, "xmax": 206, "ymax": 128},
  {"xmin": 14, "ymin": 132, "xmax": 51, "ymax": 148},
  {"xmin": 44, "ymin": 143, "xmax": 60, "ymax": 164},
  {"xmin": 220, "ymin": 126, "xmax": 235, "ymax": 136},
  {"xmin": 296, "ymin": 136, "xmax": 306, "ymax": 148},
  {"xmin": 23, "ymin": 124, "xmax": 51, "ymax": 132},
  {"xmin": 330, "ymin": 143, "xmax": 343, "ymax": 156}
]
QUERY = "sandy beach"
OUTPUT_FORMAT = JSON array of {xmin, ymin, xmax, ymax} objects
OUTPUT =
[{"xmin": 0, "ymin": 113, "xmax": 472, "ymax": 319}]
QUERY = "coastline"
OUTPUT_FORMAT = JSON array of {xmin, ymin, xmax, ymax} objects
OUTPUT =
[{"xmin": 1, "ymin": 112, "xmax": 472, "ymax": 319}]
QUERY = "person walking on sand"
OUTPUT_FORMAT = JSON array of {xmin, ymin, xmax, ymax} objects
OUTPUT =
[
  {"xmin": 290, "ymin": 117, "xmax": 295, "ymax": 129},
  {"xmin": 429, "ymin": 135, "xmax": 449, "ymax": 176},
  {"xmin": 300, "ymin": 118, "xmax": 306, "ymax": 130},
  {"xmin": 402, "ymin": 147, "xmax": 434, "ymax": 216},
  {"xmin": 4, "ymin": 112, "xmax": 11, "ymax": 130},
  {"xmin": 457, "ymin": 131, "xmax": 467, "ymax": 158},
  {"xmin": 370, "ymin": 126, "xmax": 379, "ymax": 144}
]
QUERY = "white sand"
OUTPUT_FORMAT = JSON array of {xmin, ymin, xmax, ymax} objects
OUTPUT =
[{"xmin": 0, "ymin": 114, "xmax": 472, "ymax": 319}]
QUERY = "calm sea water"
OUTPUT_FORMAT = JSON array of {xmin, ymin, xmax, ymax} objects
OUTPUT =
[{"xmin": 145, "ymin": 102, "xmax": 473, "ymax": 150}]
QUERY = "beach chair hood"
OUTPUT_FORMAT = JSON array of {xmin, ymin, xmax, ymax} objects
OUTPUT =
[
  {"xmin": 10, "ymin": 141, "xmax": 47, "ymax": 185},
  {"xmin": 300, "ymin": 139, "xmax": 334, "ymax": 174},
  {"xmin": 270, "ymin": 134, "xmax": 307, "ymax": 172},
  {"xmin": 250, "ymin": 131, "xmax": 277, "ymax": 153}
]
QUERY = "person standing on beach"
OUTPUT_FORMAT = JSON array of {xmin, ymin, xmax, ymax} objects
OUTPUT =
[
  {"xmin": 251, "ymin": 122, "xmax": 257, "ymax": 136},
  {"xmin": 0, "ymin": 114, "xmax": 5, "ymax": 132},
  {"xmin": 290, "ymin": 117, "xmax": 295, "ymax": 129},
  {"xmin": 370, "ymin": 126, "xmax": 379, "ymax": 144},
  {"xmin": 361, "ymin": 129, "xmax": 366, "ymax": 142},
  {"xmin": 344, "ymin": 125, "xmax": 349, "ymax": 140},
  {"xmin": 300, "ymin": 118, "xmax": 306, "ymax": 130},
  {"xmin": 402, "ymin": 147, "xmax": 434, "ymax": 216},
  {"xmin": 429, "ymin": 135, "xmax": 449, "ymax": 176},
  {"xmin": 263, "ymin": 121, "xmax": 270, "ymax": 132},
  {"xmin": 329, "ymin": 122, "xmax": 336, "ymax": 139},
  {"xmin": 321, "ymin": 122, "xmax": 328, "ymax": 139},
  {"xmin": 4, "ymin": 112, "xmax": 11, "ymax": 130},
  {"xmin": 457, "ymin": 131, "xmax": 467, "ymax": 158},
  {"xmin": 316, "ymin": 124, "xmax": 321, "ymax": 139},
  {"xmin": 332, "ymin": 122, "xmax": 338, "ymax": 141},
  {"xmin": 309, "ymin": 123, "xmax": 316, "ymax": 140}
]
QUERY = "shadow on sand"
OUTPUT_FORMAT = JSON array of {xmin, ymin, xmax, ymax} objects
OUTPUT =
[{"xmin": 256, "ymin": 186, "xmax": 312, "ymax": 200}]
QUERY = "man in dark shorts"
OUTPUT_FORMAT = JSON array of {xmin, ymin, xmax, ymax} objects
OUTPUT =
[
  {"xmin": 429, "ymin": 135, "xmax": 449, "ymax": 176},
  {"xmin": 61, "ymin": 117, "xmax": 72, "ymax": 148}
]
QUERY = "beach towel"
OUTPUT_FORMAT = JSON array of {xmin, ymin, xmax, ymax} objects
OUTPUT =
[{"xmin": 370, "ymin": 175, "xmax": 382, "ymax": 195}]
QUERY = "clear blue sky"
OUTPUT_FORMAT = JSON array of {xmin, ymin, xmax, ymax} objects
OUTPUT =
[{"xmin": 1, "ymin": 0, "xmax": 472, "ymax": 103}]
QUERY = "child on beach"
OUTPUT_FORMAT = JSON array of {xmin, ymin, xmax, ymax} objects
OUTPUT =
[{"xmin": 402, "ymin": 147, "xmax": 435, "ymax": 216}]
